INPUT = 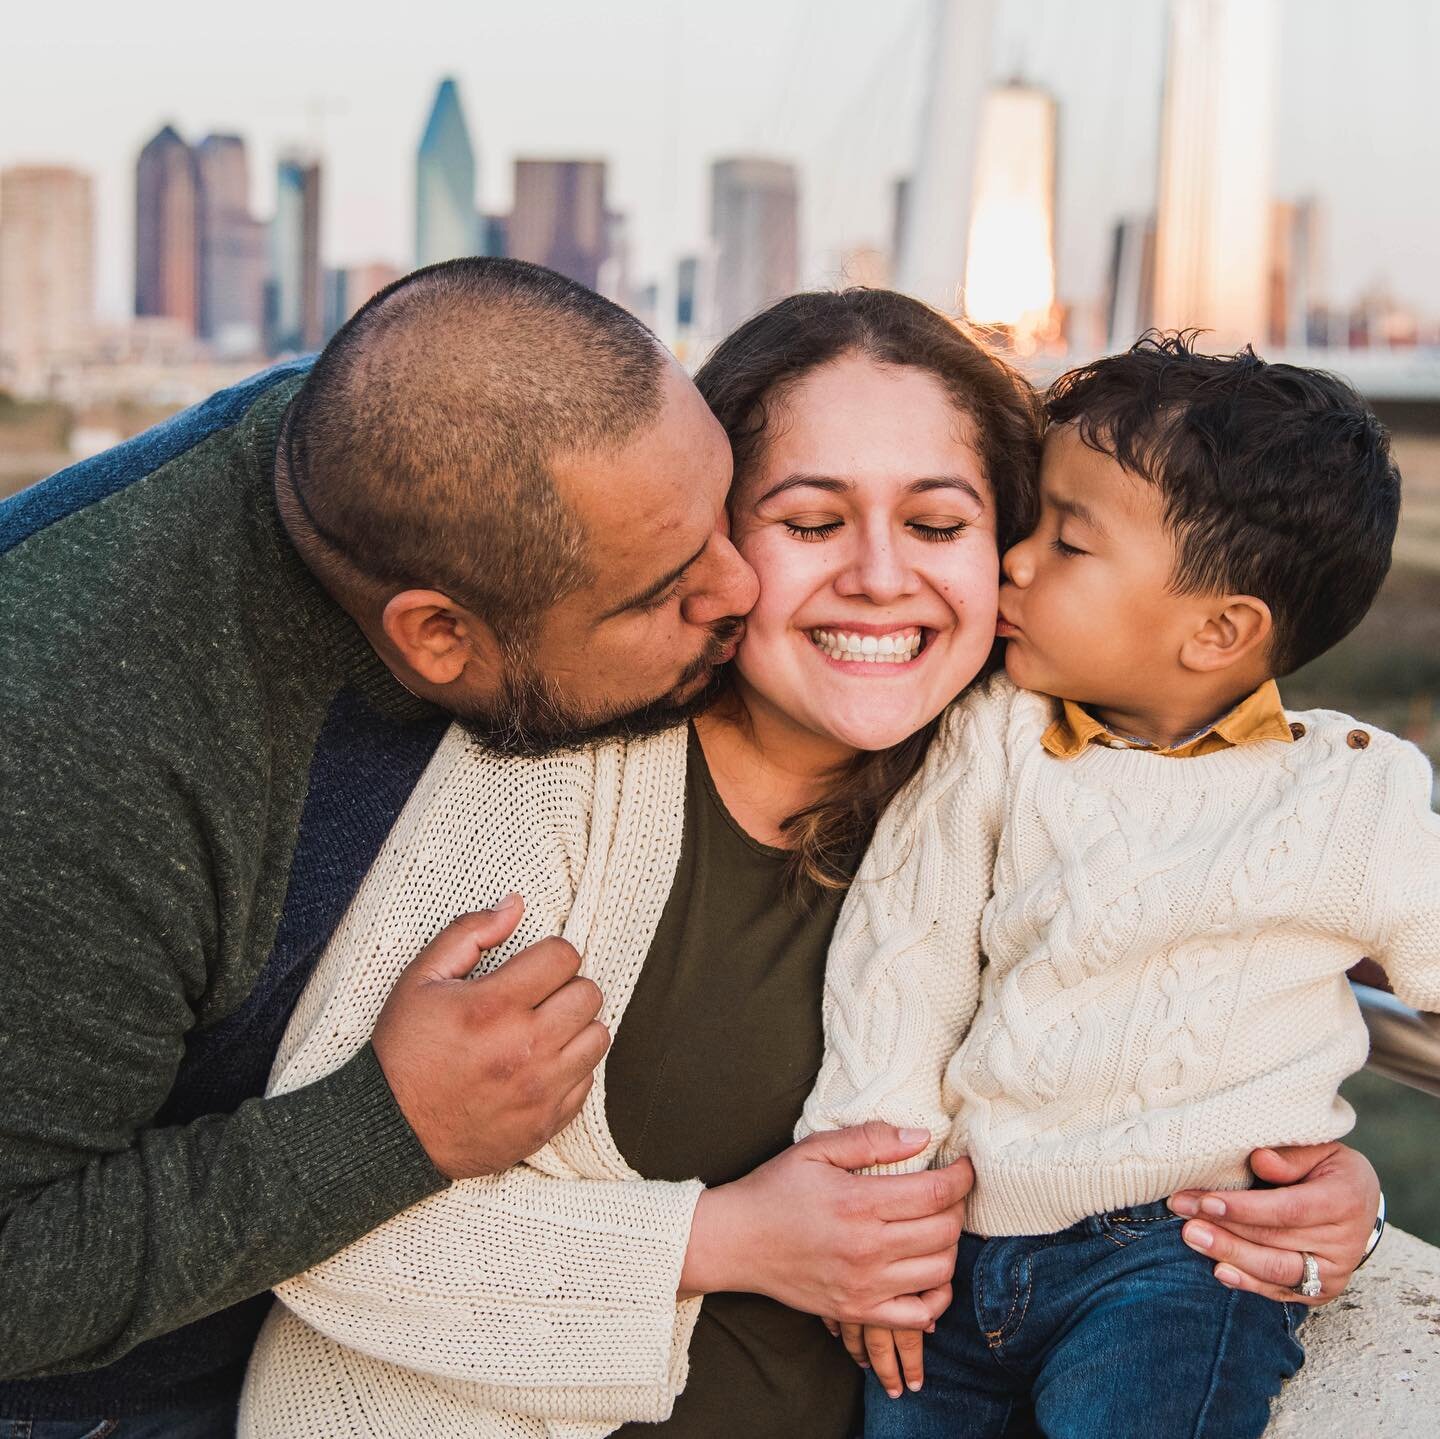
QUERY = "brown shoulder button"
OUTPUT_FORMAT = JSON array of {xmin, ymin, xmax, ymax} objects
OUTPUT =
[
  {"xmin": 1347, "ymin": 729, "xmax": 1371, "ymax": 750},
  {"xmin": 1289, "ymin": 722, "xmax": 1307, "ymax": 740}
]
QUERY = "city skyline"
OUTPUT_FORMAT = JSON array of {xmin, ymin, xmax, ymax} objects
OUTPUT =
[{"xmin": 3, "ymin": 0, "xmax": 1438, "ymax": 329}]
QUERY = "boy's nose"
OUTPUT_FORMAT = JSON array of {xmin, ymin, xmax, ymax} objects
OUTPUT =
[{"xmin": 1002, "ymin": 537, "xmax": 1035, "ymax": 587}]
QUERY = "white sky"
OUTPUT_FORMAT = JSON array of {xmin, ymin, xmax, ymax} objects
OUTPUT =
[{"xmin": 2, "ymin": 0, "xmax": 1437, "ymax": 323}]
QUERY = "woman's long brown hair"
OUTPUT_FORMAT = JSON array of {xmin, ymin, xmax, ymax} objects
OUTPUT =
[{"xmin": 694, "ymin": 288, "xmax": 1042, "ymax": 896}]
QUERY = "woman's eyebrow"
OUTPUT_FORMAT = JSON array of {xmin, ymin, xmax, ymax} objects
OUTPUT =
[
  {"xmin": 908, "ymin": 476, "xmax": 985, "ymax": 507},
  {"xmin": 754, "ymin": 474, "xmax": 985, "ymax": 507},
  {"xmin": 754, "ymin": 474, "xmax": 852, "ymax": 506}
]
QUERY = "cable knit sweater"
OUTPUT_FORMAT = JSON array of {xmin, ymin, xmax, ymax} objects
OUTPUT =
[{"xmin": 803, "ymin": 674, "xmax": 1440, "ymax": 1236}]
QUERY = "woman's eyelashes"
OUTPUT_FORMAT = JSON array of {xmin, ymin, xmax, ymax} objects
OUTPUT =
[{"xmin": 780, "ymin": 517, "xmax": 970, "ymax": 543}]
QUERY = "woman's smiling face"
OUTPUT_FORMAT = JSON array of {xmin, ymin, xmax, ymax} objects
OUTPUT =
[{"xmin": 729, "ymin": 352, "xmax": 1001, "ymax": 753}]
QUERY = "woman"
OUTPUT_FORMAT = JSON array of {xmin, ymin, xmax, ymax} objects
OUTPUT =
[{"xmin": 241, "ymin": 292, "xmax": 1380, "ymax": 1438}]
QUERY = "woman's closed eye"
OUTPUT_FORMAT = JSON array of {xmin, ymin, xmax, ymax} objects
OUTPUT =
[{"xmin": 781, "ymin": 517, "xmax": 971, "ymax": 543}]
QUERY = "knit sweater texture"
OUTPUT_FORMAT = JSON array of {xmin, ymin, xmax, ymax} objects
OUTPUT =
[
  {"xmin": 0, "ymin": 365, "xmax": 447, "ymax": 1415},
  {"xmin": 241, "ymin": 723, "xmax": 700, "ymax": 1437},
  {"xmin": 803, "ymin": 675, "xmax": 1440, "ymax": 1236}
]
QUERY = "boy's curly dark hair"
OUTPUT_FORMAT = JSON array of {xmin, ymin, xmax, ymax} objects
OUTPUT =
[{"xmin": 1045, "ymin": 331, "xmax": 1402, "ymax": 674}]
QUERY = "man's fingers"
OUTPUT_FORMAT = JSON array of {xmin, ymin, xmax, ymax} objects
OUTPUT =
[
  {"xmin": 838, "ymin": 1322, "xmax": 870, "ymax": 1368},
  {"xmin": 534, "ymin": 974, "xmax": 604, "ymax": 1037},
  {"xmin": 821, "ymin": 1316, "xmax": 840, "ymax": 1339},
  {"xmin": 483, "ymin": 936, "xmax": 584, "ymax": 1006},
  {"xmin": 411, "ymin": 898, "xmax": 525, "ymax": 981},
  {"xmin": 895, "ymin": 1327, "xmax": 926, "ymax": 1393},
  {"xmin": 557, "ymin": 1019, "xmax": 611, "ymax": 1085},
  {"xmin": 878, "ymin": 1252, "xmax": 958, "ymax": 1304},
  {"xmin": 864, "ymin": 1157, "xmax": 975, "ymax": 1221},
  {"xmin": 865, "ymin": 1327, "xmax": 904, "ymax": 1399}
]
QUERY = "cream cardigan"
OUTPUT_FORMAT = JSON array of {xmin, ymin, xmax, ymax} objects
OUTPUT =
[{"xmin": 239, "ymin": 708, "xmax": 988, "ymax": 1438}]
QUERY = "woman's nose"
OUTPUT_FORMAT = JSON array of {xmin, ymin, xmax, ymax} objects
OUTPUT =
[{"xmin": 835, "ymin": 531, "xmax": 919, "ymax": 604}]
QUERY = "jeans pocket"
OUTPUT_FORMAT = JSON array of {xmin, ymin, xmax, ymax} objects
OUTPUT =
[{"xmin": 1102, "ymin": 1211, "xmax": 1186, "ymax": 1246}]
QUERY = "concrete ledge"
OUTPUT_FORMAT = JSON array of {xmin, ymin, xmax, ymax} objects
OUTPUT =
[{"xmin": 1269, "ymin": 1227, "xmax": 1440, "ymax": 1436}]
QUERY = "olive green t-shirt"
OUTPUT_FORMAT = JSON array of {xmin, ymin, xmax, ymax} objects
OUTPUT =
[{"xmin": 607, "ymin": 727, "xmax": 862, "ymax": 1439}]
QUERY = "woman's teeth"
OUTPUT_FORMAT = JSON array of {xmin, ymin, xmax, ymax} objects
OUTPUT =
[{"xmin": 808, "ymin": 629, "xmax": 923, "ymax": 664}]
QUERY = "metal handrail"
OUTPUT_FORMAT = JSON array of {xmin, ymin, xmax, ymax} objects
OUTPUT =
[{"xmin": 1354, "ymin": 982, "xmax": 1440, "ymax": 1098}]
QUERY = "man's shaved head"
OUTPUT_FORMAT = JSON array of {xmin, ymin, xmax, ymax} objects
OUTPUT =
[{"xmin": 281, "ymin": 256, "xmax": 666, "ymax": 642}]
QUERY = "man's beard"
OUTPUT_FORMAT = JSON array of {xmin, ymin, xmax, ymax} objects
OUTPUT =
[{"xmin": 457, "ymin": 617, "xmax": 743, "ymax": 758}]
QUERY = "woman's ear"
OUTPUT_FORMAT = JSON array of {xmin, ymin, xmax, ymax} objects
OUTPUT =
[
  {"xmin": 1179, "ymin": 595, "xmax": 1273, "ymax": 674},
  {"xmin": 380, "ymin": 590, "xmax": 504, "ymax": 688}
]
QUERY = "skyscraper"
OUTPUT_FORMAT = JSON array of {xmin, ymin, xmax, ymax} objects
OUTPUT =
[
  {"xmin": 135, "ymin": 123, "xmax": 198, "ymax": 333},
  {"xmin": 1106, "ymin": 215, "xmax": 1157, "ymax": 349},
  {"xmin": 962, "ymin": 83, "xmax": 1057, "ymax": 331},
  {"xmin": 1152, "ymin": 0, "xmax": 1279, "ymax": 346},
  {"xmin": 1268, "ymin": 198, "xmax": 1324, "ymax": 349},
  {"xmin": 269, "ymin": 153, "xmax": 323, "ymax": 355},
  {"xmin": 509, "ymin": 160, "xmax": 607, "ymax": 290},
  {"xmin": 710, "ymin": 158, "xmax": 799, "ymax": 335},
  {"xmin": 195, "ymin": 134, "xmax": 265, "ymax": 356},
  {"xmin": 0, "ymin": 166, "xmax": 95, "ymax": 376},
  {"xmin": 415, "ymin": 77, "xmax": 478, "ymax": 268}
]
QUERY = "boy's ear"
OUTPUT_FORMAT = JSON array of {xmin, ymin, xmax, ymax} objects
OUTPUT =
[{"xmin": 1179, "ymin": 595, "xmax": 1273, "ymax": 674}]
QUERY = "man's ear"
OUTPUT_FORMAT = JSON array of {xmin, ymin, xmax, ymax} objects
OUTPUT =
[
  {"xmin": 1179, "ymin": 595, "xmax": 1273, "ymax": 674},
  {"xmin": 380, "ymin": 590, "xmax": 504, "ymax": 689}
]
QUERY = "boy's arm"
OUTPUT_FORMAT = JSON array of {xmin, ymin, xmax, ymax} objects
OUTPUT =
[
  {"xmin": 798, "ymin": 677, "xmax": 1013, "ymax": 1170},
  {"xmin": 1367, "ymin": 743, "xmax": 1440, "ymax": 1013}
]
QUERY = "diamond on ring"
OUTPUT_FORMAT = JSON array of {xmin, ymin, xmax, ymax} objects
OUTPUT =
[{"xmin": 1294, "ymin": 1251, "xmax": 1322, "ymax": 1298}]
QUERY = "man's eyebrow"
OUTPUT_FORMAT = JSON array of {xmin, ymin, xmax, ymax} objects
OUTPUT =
[
  {"xmin": 755, "ymin": 474, "xmax": 986, "ymax": 508},
  {"xmin": 600, "ymin": 536, "xmax": 710, "ymax": 619}
]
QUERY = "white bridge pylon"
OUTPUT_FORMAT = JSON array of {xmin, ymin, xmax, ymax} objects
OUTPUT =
[{"xmin": 895, "ymin": 0, "xmax": 997, "ymax": 315}]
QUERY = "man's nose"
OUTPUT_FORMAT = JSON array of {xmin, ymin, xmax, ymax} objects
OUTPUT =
[{"xmin": 682, "ymin": 530, "xmax": 758, "ymax": 626}]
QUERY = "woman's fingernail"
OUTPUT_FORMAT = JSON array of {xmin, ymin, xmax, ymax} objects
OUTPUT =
[
  {"xmin": 908, "ymin": 1380, "xmax": 924, "ymax": 1392},
  {"xmin": 1199, "ymin": 1196, "xmax": 1227, "ymax": 1217},
  {"xmin": 1215, "ymin": 1264, "xmax": 1243, "ymax": 1286},
  {"xmin": 496, "ymin": 892, "xmax": 522, "ymax": 911},
  {"xmin": 1169, "ymin": 1194, "xmax": 1198, "ymax": 1217},
  {"xmin": 898, "ymin": 1128, "xmax": 930, "ymax": 1145},
  {"xmin": 1185, "ymin": 1223, "xmax": 1214, "ymax": 1250}
]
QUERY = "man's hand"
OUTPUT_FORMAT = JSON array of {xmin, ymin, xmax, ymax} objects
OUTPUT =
[
  {"xmin": 1168, "ymin": 1141, "xmax": 1381, "ymax": 1305},
  {"xmin": 372, "ymin": 896, "xmax": 609, "ymax": 1179},
  {"xmin": 681, "ymin": 1123, "xmax": 972, "ymax": 1329}
]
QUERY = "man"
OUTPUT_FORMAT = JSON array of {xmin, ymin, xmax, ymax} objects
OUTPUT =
[{"xmin": 0, "ymin": 259, "xmax": 757, "ymax": 1430}]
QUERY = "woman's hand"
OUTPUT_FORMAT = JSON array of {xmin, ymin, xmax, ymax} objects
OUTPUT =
[
  {"xmin": 1168, "ymin": 1141, "xmax": 1381, "ymax": 1305},
  {"xmin": 681, "ymin": 1122, "xmax": 972, "ymax": 1329}
]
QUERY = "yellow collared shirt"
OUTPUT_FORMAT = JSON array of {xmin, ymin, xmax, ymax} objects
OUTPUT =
[{"xmin": 1041, "ymin": 679, "xmax": 1295, "ymax": 760}]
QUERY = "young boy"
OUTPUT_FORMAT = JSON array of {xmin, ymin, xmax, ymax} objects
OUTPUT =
[{"xmin": 802, "ymin": 335, "xmax": 1440, "ymax": 1439}]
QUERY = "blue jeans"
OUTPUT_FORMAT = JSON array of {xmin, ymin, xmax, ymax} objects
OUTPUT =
[
  {"xmin": 865, "ymin": 1201, "xmax": 1304, "ymax": 1439},
  {"xmin": 0, "ymin": 1391, "xmax": 237, "ymax": 1439}
]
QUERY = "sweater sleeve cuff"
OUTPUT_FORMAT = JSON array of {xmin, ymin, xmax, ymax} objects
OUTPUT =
[{"xmin": 262, "ymin": 1041, "xmax": 446, "ymax": 1238}]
